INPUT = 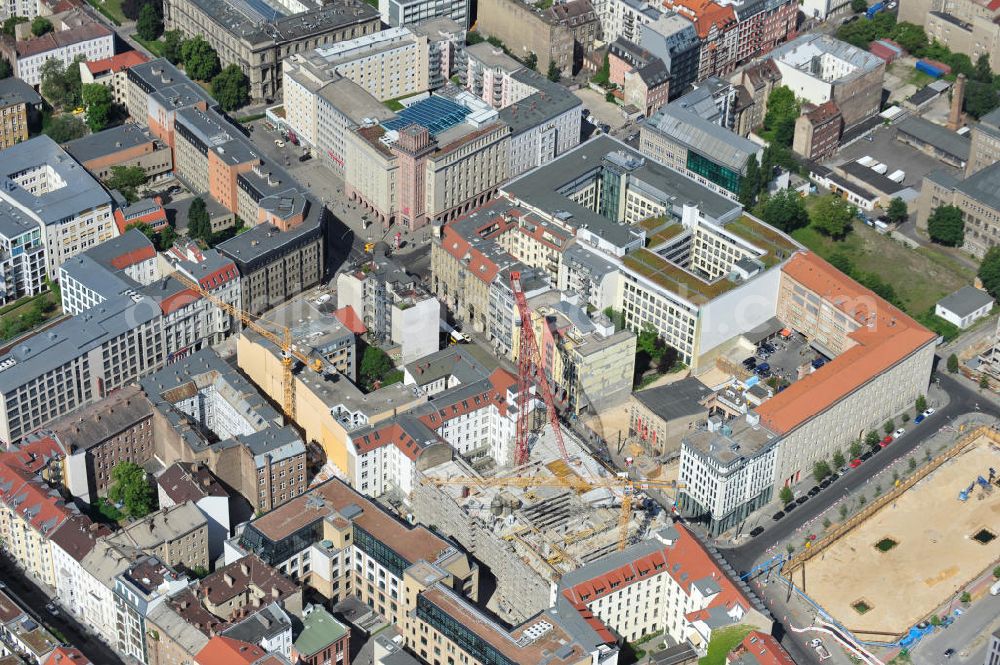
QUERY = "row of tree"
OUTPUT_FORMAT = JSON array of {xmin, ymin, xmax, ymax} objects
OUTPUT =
[{"xmin": 158, "ymin": 32, "xmax": 249, "ymax": 110}]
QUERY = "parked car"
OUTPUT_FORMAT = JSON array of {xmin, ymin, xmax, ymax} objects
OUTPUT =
[
  {"xmin": 772, "ymin": 511, "xmax": 785, "ymax": 521},
  {"xmin": 850, "ymin": 459, "xmax": 863, "ymax": 468},
  {"xmin": 795, "ymin": 495, "xmax": 809, "ymax": 505},
  {"xmin": 881, "ymin": 435, "xmax": 893, "ymax": 447},
  {"xmin": 755, "ymin": 363, "xmax": 771, "ymax": 375},
  {"xmin": 750, "ymin": 526, "xmax": 765, "ymax": 537},
  {"xmin": 820, "ymin": 477, "xmax": 832, "ymax": 489},
  {"xmin": 828, "ymin": 472, "xmax": 839, "ymax": 482},
  {"xmin": 893, "ymin": 428, "xmax": 906, "ymax": 438},
  {"xmin": 915, "ymin": 413, "xmax": 926, "ymax": 424},
  {"xmin": 808, "ymin": 485, "xmax": 821, "ymax": 496},
  {"xmin": 274, "ymin": 139, "xmax": 285, "ymax": 148},
  {"xmin": 743, "ymin": 356, "xmax": 757, "ymax": 369},
  {"xmin": 784, "ymin": 502, "xmax": 797, "ymax": 512},
  {"xmin": 861, "ymin": 451, "xmax": 874, "ymax": 461},
  {"xmin": 944, "ymin": 649, "xmax": 955, "ymax": 659},
  {"xmin": 922, "ymin": 408, "xmax": 936, "ymax": 417}
]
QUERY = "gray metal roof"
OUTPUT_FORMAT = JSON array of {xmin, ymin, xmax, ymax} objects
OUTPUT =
[
  {"xmin": 0, "ymin": 136, "xmax": 111, "ymax": 226},
  {"xmin": 217, "ymin": 215, "xmax": 323, "ymax": 268},
  {"xmin": 176, "ymin": 107, "xmax": 260, "ymax": 165},
  {"xmin": 499, "ymin": 70, "xmax": 581, "ymax": 136},
  {"xmin": 0, "ymin": 199, "xmax": 41, "ymax": 241},
  {"xmin": 0, "ymin": 294, "xmax": 160, "ymax": 393},
  {"xmin": 936, "ymin": 285, "xmax": 994, "ymax": 318},
  {"xmin": 633, "ymin": 376, "xmax": 711, "ymax": 422},
  {"xmin": 0, "ymin": 77, "xmax": 42, "ymax": 108},
  {"xmin": 647, "ymin": 87, "xmax": 761, "ymax": 173},
  {"xmin": 838, "ymin": 160, "xmax": 906, "ymax": 196},
  {"xmin": 221, "ymin": 603, "xmax": 291, "ymax": 643},
  {"xmin": 896, "ymin": 116, "xmax": 971, "ymax": 162},
  {"xmin": 955, "ymin": 160, "xmax": 1000, "ymax": 212},
  {"xmin": 63, "ymin": 123, "xmax": 155, "ymax": 164},
  {"xmin": 770, "ymin": 33, "xmax": 884, "ymax": 81}
]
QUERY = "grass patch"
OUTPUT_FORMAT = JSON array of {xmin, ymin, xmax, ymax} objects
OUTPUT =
[
  {"xmin": 875, "ymin": 537, "xmax": 898, "ymax": 552},
  {"xmin": 790, "ymin": 216, "xmax": 970, "ymax": 317},
  {"xmin": 235, "ymin": 112, "xmax": 266, "ymax": 124},
  {"xmin": 383, "ymin": 97, "xmax": 406, "ymax": 112},
  {"xmin": 133, "ymin": 35, "xmax": 166, "ymax": 57},
  {"xmin": 852, "ymin": 600, "xmax": 872, "ymax": 614},
  {"xmin": 93, "ymin": 497, "xmax": 124, "ymax": 524},
  {"xmin": 382, "ymin": 369, "xmax": 404, "ymax": 386},
  {"xmin": 85, "ymin": 0, "xmax": 123, "ymax": 24},
  {"xmin": 699, "ymin": 625, "xmax": 754, "ymax": 665},
  {"xmin": 0, "ymin": 291, "xmax": 62, "ymax": 341},
  {"xmin": 535, "ymin": 0, "xmax": 553, "ymax": 7}
]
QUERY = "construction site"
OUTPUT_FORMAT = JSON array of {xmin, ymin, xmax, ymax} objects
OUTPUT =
[
  {"xmin": 784, "ymin": 427, "xmax": 1000, "ymax": 641},
  {"xmin": 411, "ymin": 422, "xmax": 674, "ymax": 623}
]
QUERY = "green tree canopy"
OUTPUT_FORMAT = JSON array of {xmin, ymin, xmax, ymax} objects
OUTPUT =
[
  {"xmin": 187, "ymin": 196, "xmax": 212, "ymax": 241},
  {"xmin": 106, "ymin": 165, "xmax": 147, "ymax": 202},
  {"xmin": 136, "ymin": 3, "xmax": 163, "ymax": 41},
  {"xmin": 761, "ymin": 189, "xmax": 809, "ymax": 233},
  {"xmin": 30, "ymin": 16, "xmax": 52, "ymax": 36},
  {"xmin": 947, "ymin": 353, "xmax": 959, "ymax": 373},
  {"xmin": 980, "ymin": 246, "xmax": 1000, "ymax": 299},
  {"xmin": 525, "ymin": 52, "xmax": 538, "ymax": 72},
  {"xmin": 739, "ymin": 157, "xmax": 761, "ymax": 207},
  {"xmin": 108, "ymin": 462, "xmax": 154, "ymax": 518},
  {"xmin": 0, "ymin": 56, "xmax": 11, "ymax": 80},
  {"xmin": 851, "ymin": 0, "xmax": 867, "ymax": 11},
  {"xmin": 44, "ymin": 114, "xmax": 87, "ymax": 142},
  {"xmin": 892, "ymin": 22, "xmax": 927, "ymax": 53},
  {"xmin": 359, "ymin": 345, "xmax": 396, "ymax": 391},
  {"xmin": 916, "ymin": 394, "xmax": 927, "ymax": 412},
  {"xmin": 810, "ymin": 194, "xmax": 854, "ymax": 239},
  {"xmin": 886, "ymin": 197, "xmax": 908, "ymax": 224},
  {"xmin": 40, "ymin": 57, "xmax": 84, "ymax": 110},
  {"xmin": 762, "ymin": 86, "xmax": 799, "ymax": 146},
  {"xmin": 163, "ymin": 30, "xmax": 185, "ymax": 64},
  {"xmin": 181, "ymin": 36, "xmax": 220, "ymax": 81},
  {"xmin": 965, "ymin": 81, "xmax": 999, "ymax": 119},
  {"xmin": 2, "ymin": 15, "xmax": 28, "ymax": 37},
  {"xmin": 211, "ymin": 64, "xmax": 250, "ymax": 112},
  {"xmin": 81, "ymin": 83, "xmax": 113, "ymax": 132},
  {"xmin": 865, "ymin": 430, "xmax": 881, "ymax": 447},
  {"xmin": 927, "ymin": 205, "xmax": 964, "ymax": 246},
  {"xmin": 547, "ymin": 60, "xmax": 561, "ymax": 82}
]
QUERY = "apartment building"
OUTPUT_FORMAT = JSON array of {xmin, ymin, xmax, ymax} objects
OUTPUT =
[
  {"xmin": 163, "ymin": 0, "xmax": 380, "ymax": 102},
  {"xmin": 157, "ymin": 462, "xmax": 232, "ymax": 561},
  {"xmin": 475, "ymin": 0, "xmax": 581, "ymax": 75},
  {"xmin": 663, "ymin": 0, "xmax": 739, "ymax": 81},
  {"xmin": 0, "ymin": 78, "xmax": 41, "ymax": 150},
  {"xmin": 0, "ymin": 136, "xmax": 115, "ymax": 280},
  {"xmin": 380, "ymin": 0, "xmax": 469, "ymax": 27},
  {"xmin": 769, "ymin": 34, "xmax": 885, "ymax": 130},
  {"xmin": 0, "ymin": 293, "xmax": 164, "ymax": 445},
  {"xmin": 229, "ymin": 477, "xmax": 479, "ymax": 624},
  {"xmin": 113, "ymin": 556, "xmax": 191, "ymax": 664},
  {"xmin": 142, "ymin": 348, "xmax": 308, "ymax": 512},
  {"xmin": 220, "ymin": 603, "xmax": 293, "ymax": 660},
  {"xmin": 0, "ymin": 199, "xmax": 46, "ymax": 307},
  {"xmin": 3, "ymin": 20, "xmax": 114, "ymax": 86},
  {"xmin": 640, "ymin": 80, "xmax": 763, "ymax": 199},
  {"xmin": 638, "ymin": 12, "xmax": 700, "ymax": 100},
  {"xmin": 556, "ymin": 525, "xmax": 771, "ymax": 647},
  {"xmin": 516, "ymin": 291, "xmax": 636, "ymax": 413},
  {"xmin": 731, "ymin": 0, "xmax": 798, "ymax": 65},
  {"xmin": 106, "ymin": 501, "xmax": 210, "ymax": 572},
  {"xmin": 292, "ymin": 608, "xmax": 349, "ymax": 665},
  {"xmin": 731, "ymin": 60, "xmax": 781, "ymax": 136},
  {"xmin": 917, "ymin": 162, "xmax": 1000, "ymax": 259},
  {"xmin": 47, "ymin": 384, "xmax": 156, "ymax": 503},
  {"xmin": 965, "ymin": 107, "xmax": 1000, "ymax": 177},
  {"xmin": 594, "ymin": 0, "xmax": 661, "ymax": 43},
  {"xmin": 195, "ymin": 555, "xmax": 302, "ymax": 620},
  {"xmin": 900, "ymin": 0, "xmax": 1000, "ymax": 71},
  {"xmin": 337, "ymin": 251, "xmax": 440, "ymax": 363},
  {"xmin": 608, "ymin": 38, "xmax": 671, "ymax": 117},
  {"xmin": 63, "ymin": 123, "xmax": 173, "ymax": 182},
  {"xmin": 315, "ymin": 28, "xmax": 431, "ymax": 102},
  {"xmin": 0, "ymin": 586, "xmax": 62, "ymax": 664},
  {"xmin": 79, "ymin": 51, "xmax": 150, "ymax": 107},
  {"xmin": 792, "ymin": 100, "xmax": 843, "ymax": 161}
]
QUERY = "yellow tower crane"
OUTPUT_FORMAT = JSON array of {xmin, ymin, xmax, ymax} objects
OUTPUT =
[
  {"xmin": 423, "ymin": 474, "xmax": 686, "ymax": 551},
  {"xmin": 171, "ymin": 272, "xmax": 324, "ymax": 419}
]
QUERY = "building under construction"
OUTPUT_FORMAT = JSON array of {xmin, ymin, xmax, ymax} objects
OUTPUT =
[{"xmin": 411, "ymin": 423, "xmax": 672, "ymax": 622}]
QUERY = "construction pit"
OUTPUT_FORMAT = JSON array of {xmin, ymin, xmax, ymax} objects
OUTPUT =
[
  {"xmin": 411, "ymin": 423, "xmax": 673, "ymax": 622},
  {"xmin": 786, "ymin": 430, "xmax": 1000, "ymax": 640}
]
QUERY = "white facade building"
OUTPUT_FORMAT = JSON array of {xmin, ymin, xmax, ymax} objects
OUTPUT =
[
  {"xmin": 934, "ymin": 285, "xmax": 994, "ymax": 329},
  {"xmin": 0, "ymin": 201, "xmax": 46, "ymax": 307},
  {"xmin": 11, "ymin": 22, "xmax": 115, "ymax": 86},
  {"xmin": 379, "ymin": 0, "xmax": 469, "ymax": 29}
]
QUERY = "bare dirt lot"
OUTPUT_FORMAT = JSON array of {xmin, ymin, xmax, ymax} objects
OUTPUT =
[{"xmin": 798, "ymin": 434, "xmax": 1000, "ymax": 638}]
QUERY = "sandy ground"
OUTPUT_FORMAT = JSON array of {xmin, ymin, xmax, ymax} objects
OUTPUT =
[{"xmin": 798, "ymin": 436, "xmax": 1000, "ymax": 637}]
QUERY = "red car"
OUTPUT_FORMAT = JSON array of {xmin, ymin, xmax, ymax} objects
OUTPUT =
[
  {"xmin": 850, "ymin": 459, "xmax": 863, "ymax": 468},
  {"xmin": 880, "ymin": 435, "xmax": 893, "ymax": 447}
]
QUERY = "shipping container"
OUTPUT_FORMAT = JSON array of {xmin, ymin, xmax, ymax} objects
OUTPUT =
[
  {"xmin": 916, "ymin": 59, "xmax": 951, "ymax": 77},
  {"xmin": 858, "ymin": 155, "xmax": 876, "ymax": 166},
  {"xmin": 866, "ymin": 2, "xmax": 884, "ymax": 17},
  {"xmin": 870, "ymin": 39, "xmax": 903, "ymax": 62}
]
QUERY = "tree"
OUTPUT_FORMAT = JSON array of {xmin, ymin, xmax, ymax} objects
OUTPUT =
[
  {"xmin": 211, "ymin": 64, "xmax": 250, "ymax": 112},
  {"xmin": 828, "ymin": 251, "xmax": 854, "ymax": 276},
  {"xmin": 980, "ymin": 373, "xmax": 990, "ymax": 390},
  {"xmin": 739, "ymin": 158, "xmax": 761, "ymax": 207},
  {"xmin": 947, "ymin": 353, "xmax": 959, "ymax": 374},
  {"xmin": 761, "ymin": 189, "xmax": 809, "ymax": 233},
  {"xmin": 187, "ymin": 197, "xmax": 212, "ymax": 241},
  {"xmin": 2, "ymin": 15, "xmax": 28, "ymax": 37},
  {"xmin": 833, "ymin": 450, "xmax": 846, "ymax": 468},
  {"xmin": 359, "ymin": 345, "xmax": 395, "ymax": 391},
  {"xmin": 40, "ymin": 55, "xmax": 84, "ymax": 110},
  {"xmin": 30, "ymin": 16, "xmax": 52, "ymax": 36},
  {"xmin": 762, "ymin": 86, "xmax": 799, "ymax": 147},
  {"xmin": 979, "ymin": 246, "xmax": 1000, "ymax": 299},
  {"xmin": 891, "ymin": 22, "xmax": 928, "ymax": 53},
  {"xmin": 839, "ymin": 503, "xmax": 848, "ymax": 519},
  {"xmin": 0, "ymin": 56, "xmax": 11, "ymax": 80},
  {"xmin": 106, "ymin": 165, "xmax": 147, "ymax": 202},
  {"xmin": 813, "ymin": 460, "xmax": 832, "ymax": 482},
  {"xmin": 122, "ymin": 0, "xmax": 160, "ymax": 20},
  {"xmin": 993, "ymin": 565, "xmax": 1000, "ymax": 579},
  {"xmin": 915, "ymin": 394, "xmax": 927, "ymax": 413},
  {"xmin": 883, "ymin": 419, "xmax": 895, "ymax": 435},
  {"xmin": 851, "ymin": 0, "xmax": 867, "ymax": 11},
  {"xmin": 850, "ymin": 440, "xmax": 863, "ymax": 458},
  {"xmin": 810, "ymin": 194, "xmax": 854, "ymax": 239},
  {"xmin": 974, "ymin": 54, "xmax": 993, "ymax": 83},
  {"xmin": 163, "ymin": 30, "xmax": 185, "ymax": 64},
  {"xmin": 908, "ymin": 457, "xmax": 917, "ymax": 471},
  {"xmin": 602, "ymin": 307, "xmax": 626, "ymax": 331},
  {"xmin": 779, "ymin": 486, "xmax": 794, "ymax": 504},
  {"xmin": 159, "ymin": 224, "xmax": 177, "ymax": 249},
  {"xmin": 865, "ymin": 430, "xmax": 881, "ymax": 447},
  {"xmin": 927, "ymin": 205, "xmax": 964, "ymax": 246},
  {"xmin": 886, "ymin": 197, "xmax": 908, "ymax": 224},
  {"xmin": 960, "ymin": 591, "xmax": 971, "ymax": 604},
  {"xmin": 44, "ymin": 114, "xmax": 87, "ymax": 142},
  {"xmin": 525, "ymin": 52, "xmax": 538, "ymax": 72},
  {"xmin": 181, "ymin": 36, "xmax": 220, "ymax": 81},
  {"xmin": 107, "ymin": 461, "xmax": 154, "ymax": 518},
  {"xmin": 136, "ymin": 3, "xmax": 163, "ymax": 41},
  {"xmin": 965, "ymin": 81, "xmax": 999, "ymax": 119},
  {"xmin": 547, "ymin": 60, "xmax": 561, "ymax": 83},
  {"xmin": 81, "ymin": 83, "xmax": 113, "ymax": 132}
]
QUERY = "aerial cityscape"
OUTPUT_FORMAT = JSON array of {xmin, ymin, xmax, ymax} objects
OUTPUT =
[{"xmin": 0, "ymin": 0, "xmax": 998, "ymax": 660}]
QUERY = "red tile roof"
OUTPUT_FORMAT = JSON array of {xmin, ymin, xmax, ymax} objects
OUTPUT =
[
  {"xmin": 662, "ymin": 0, "xmax": 735, "ymax": 38},
  {"xmin": 159, "ymin": 287, "xmax": 200, "ymax": 315},
  {"xmin": 195, "ymin": 636, "xmax": 266, "ymax": 665},
  {"xmin": 114, "ymin": 203, "xmax": 168, "ymax": 235},
  {"xmin": 44, "ymin": 646, "xmax": 93, "ymax": 665},
  {"xmin": 84, "ymin": 50, "xmax": 148, "ymax": 75},
  {"xmin": 108, "ymin": 245, "xmax": 157, "ymax": 270},
  {"xmin": 730, "ymin": 631, "xmax": 796, "ymax": 665},
  {"xmin": 0, "ymin": 461, "xmax": 72, "ymax": 537},
  {"xmin": 352, "ymin": 422, "xmax": 428, "ymax": 461},
  {"xmin": 0, "ymin": 436, "xmax": 65, "ymax": 473},
  {"xmin": 757, "ymin": 252, "xmax": 935, "ymax": 434},
  {"xmin": 334, "ymin": 305, "xmax": 367, "ymax": 335}
]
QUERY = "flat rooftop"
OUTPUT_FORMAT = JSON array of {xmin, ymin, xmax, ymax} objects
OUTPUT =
[{"xmin": 183, "ymin": 0, "xmax": 378, "ymax": 47}]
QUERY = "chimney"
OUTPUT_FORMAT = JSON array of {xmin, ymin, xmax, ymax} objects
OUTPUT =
[
  {"xmin": 948, "ymin": 73, "xmax": 966, "ymax": 130},
  {"xmin": 224, "ymin": 573, "xmax": 234, "ymax": 587}
]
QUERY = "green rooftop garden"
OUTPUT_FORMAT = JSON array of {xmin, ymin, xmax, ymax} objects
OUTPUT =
[
  {"xmin": 724, "ymin": 215, "xmax": 799, "ymax": 268},
  {"xmin": 623, "ymin": 249, "xmax": 734, "ymax": 305},
  {"xmin": 647, "ymin": 223, "xmax": 685, "ymax": 247}
]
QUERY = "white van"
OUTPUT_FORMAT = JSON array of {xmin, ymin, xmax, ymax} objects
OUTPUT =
[{"xmin": 991, "ymin": 579, "xmax": 1000, "ymax": 595}]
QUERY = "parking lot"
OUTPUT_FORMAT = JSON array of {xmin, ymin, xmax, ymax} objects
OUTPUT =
[{"xmin": 743, "ymin": 332, "xmax": 824, "ymax": 389}]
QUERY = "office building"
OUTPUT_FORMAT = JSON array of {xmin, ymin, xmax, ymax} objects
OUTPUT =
[
  {"xmin": 0, "ymin": 198, "xmax": 46, "ymax": 307},
  {"xmin": 0, "ymin": 78, "xmax": 41, "ymax": 150},
  {"xmin": 917, "ymin": 162, "xmax": 1000, "ymax": 259},
  {"xmin": 638, "ymin": 12, "xmax": 700, "ymax": 100},
  {"xmin": 162, "ymin": 0, "xmax": 381, "ymax": 102},
  {"xmin": 380, "ymin": 0, "xmax": 469, "ymax": 27},
  {"xmin": 63, "ymin": 123, "xmax": 173, "ymax": 182}
]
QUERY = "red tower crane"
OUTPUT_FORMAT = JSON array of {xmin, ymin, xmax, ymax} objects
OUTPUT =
[{"xmin": 510, "ymin": 271, "xmax": 571, "ymax": 466}]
